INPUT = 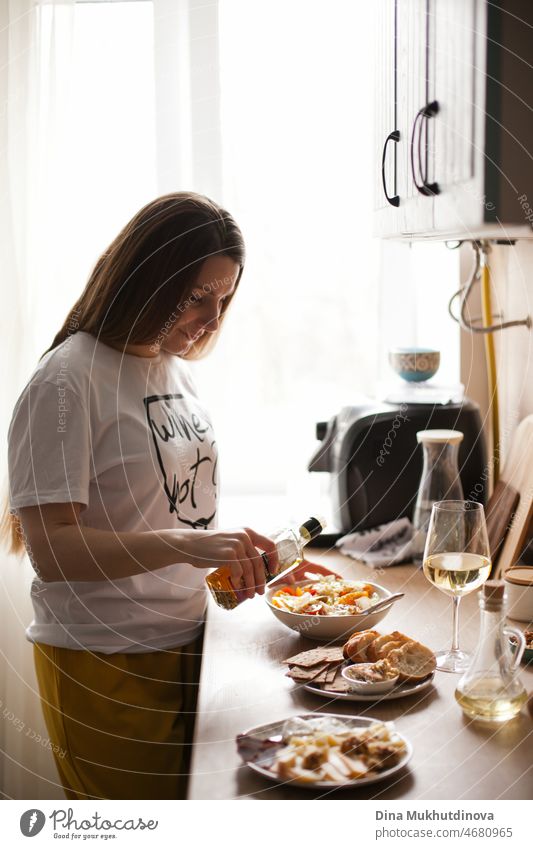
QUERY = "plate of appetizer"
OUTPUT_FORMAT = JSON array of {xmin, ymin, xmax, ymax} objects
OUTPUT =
[
  {"xmin": 236, "ymin": 713, "xmax": 412, "ymax": 788},
  {"xmin": 305, "ymin": 671, "xmax": 435, "ymax": 702},
  {"xmin": 266, "ymin": 576, "xmax": 396, "ymax": 641},
  {"xmin": 284, "ymin": 629, "xmax": 437, "ymax": 701}
]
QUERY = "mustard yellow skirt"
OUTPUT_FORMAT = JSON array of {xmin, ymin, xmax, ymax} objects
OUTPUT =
[{"xmin": 33, "ymin": 635, "xmax": 203, "ymax": 800}]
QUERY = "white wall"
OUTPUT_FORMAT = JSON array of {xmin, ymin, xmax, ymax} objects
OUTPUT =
[{"xmin": 460, "ymin": 240, "xmax": 533, "ymax": 469}]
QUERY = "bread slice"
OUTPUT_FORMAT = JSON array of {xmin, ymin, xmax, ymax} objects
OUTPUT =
[
  {"xmin": 366, "ymin": 634, "xmax": 395, "ymax": 661},
  {"xmin": 366, "ymin": 631, "xmax": 412, "ymax": 661},
  {"xmin": 343, "ymin": 629, "xmax": 376, "ymax": 659},
  {"xmin": 387, "ymin": 631, "xmax": 413, "ymax": 646},
  {"xmin": 343, "ymin": 630, "xmax": 380, "ymax": 663},
  {"xmin": 343, "ymin": 630, "xmax": 376, "ymax": 662},
  {"xmin": 356, "ymin": 632, "xmax": 381, "ymax": 662},
  {"xmin": 387, "ymin": 640, "xmax": 436, "ymax": 682},
  {"xmin": 375, "ymin": 639, "xmax": 404, "ymax": 660}
]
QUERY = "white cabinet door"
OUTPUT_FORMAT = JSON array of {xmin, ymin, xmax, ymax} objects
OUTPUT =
[
  {"xmin": 374, "ymin": 0, "xmax": 533, "ymax": 239},
  {"xmin": 399, "ymin": 0, "xmax": 436, "ymax": 236},
  {"xmin": 433, "ymin": 0, "xmax": 485, "ymax": 234},
  {"xmin": 374, "ymin": 0, "xmax": 402, "ymax": 235}
]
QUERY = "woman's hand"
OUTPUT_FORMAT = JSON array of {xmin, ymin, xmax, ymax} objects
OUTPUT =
[
  {"xmin": 268, "ymin": 558, "xmax": 342, "ymax": 586},
  {"xmin": 177, "ymin": 527, "xmax": 280, "ymax": 599}
]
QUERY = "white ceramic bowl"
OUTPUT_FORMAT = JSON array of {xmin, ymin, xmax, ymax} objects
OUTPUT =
[
  {"xmin": 504, "ymin": 568, "xmax": 533, "ymax": 623},
  {"xmin": 265, "ymin": 579, "xmax": 394, "ymax": 642},
  {"xmin": 341, "ymin": 663, "xmax": 400, "ymax": 694},
  {"xmin": 388, "ymin": 348, "xmax": 440, "ymax": 382}
]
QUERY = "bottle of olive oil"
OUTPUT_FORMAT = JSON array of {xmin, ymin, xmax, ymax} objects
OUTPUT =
[{"xmin": 205, "ymin": 516, "xmax": 326, "ymax": 610}]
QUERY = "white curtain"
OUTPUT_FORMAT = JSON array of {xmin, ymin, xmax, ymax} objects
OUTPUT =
[
  {"xmin": 153, "ymin": 0, "xmax": 223, "ymax": 198},
  {"xmin": 0, "ymin": 0, "xmax": 223, "ymax": 801},
  {"xmin": 0, "ymin": 0, "xmax": 77, "ymax": 800}
]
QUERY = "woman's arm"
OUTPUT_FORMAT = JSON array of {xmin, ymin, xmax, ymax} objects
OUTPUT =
[{"xmin": 16, "ymin": 502, "xmax": 279, "ymax": 597}]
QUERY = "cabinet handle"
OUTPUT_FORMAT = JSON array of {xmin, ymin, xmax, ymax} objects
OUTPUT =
[
  {"xmin": 411, "ymin": 100, "xmax": 440, "ymax": 197},
  {"xmin": 381, "ymin": 130, "xmax": 400, "ymax": 207}
]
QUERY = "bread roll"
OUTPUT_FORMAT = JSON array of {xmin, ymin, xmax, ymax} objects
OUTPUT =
[
  {"xmin": 366, "ymin": 634, "xmax": 390, "ymax": 661},
  {"xmin": 343, "ymin": 630, "xmax": 380, "ymax": 663},
  {"xmin": 387, "ymin": 640, "xmax": 436, "ymax": 682},
  {"xmin": 366, "ymin": 631, "xmax": 412, "ymax": 661},
  {"xmin": 375, "ymin": 639, "xmax": 404, "ymax": 660},
  {"xmin": 388, "ymin": 631, "xmax": 412, "ymax": 646}
]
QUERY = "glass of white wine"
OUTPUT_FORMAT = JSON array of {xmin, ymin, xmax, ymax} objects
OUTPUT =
[{"xmin": 423, "ymin": 500, "xmax": 491, "ymax": 673}]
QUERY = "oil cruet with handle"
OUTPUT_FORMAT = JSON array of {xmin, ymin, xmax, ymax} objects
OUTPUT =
[{"xmin": 455, "ymin": 580, "xmax": 527, "ymax": 722}]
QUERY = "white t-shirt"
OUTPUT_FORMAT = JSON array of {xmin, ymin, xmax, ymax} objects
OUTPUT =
[{"xmin": 8, "ymin": 332, "xmax": 219, "ymax": 653}]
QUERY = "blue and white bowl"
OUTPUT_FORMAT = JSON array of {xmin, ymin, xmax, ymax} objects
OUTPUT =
[{"xmin": 388, "ymin": 348, "xmax": 440, "ymax": 383}]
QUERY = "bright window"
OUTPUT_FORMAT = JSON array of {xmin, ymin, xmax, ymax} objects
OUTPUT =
[
  {"xmin": 191, "ymin": 0, "xmax": 380, "ymax": 525},
  {"xmin": 32, "ymin": 0, "xmax": 157, "ymax": 356},
  {"xmin": 191, "ymin": 1, "xmax": 460, "ymax": 527},
  {"xmin": 33, "ymin": 0, "xmax": 460, "ymax": 530}
]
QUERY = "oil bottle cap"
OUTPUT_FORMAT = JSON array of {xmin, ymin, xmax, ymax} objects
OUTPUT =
[
  {"xmin": 416, "ymin": 429, "xmax": 464, "ymax": 444},
  {"xmin": 301, "ymin": 516, "xmax": 326, "ymax": 540},
  {"xmin": 482, "ymin": 580, "xmax": 506, "ymax": 604}
]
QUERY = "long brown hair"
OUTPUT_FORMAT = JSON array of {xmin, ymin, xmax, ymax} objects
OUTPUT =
[
  {"xmin": 3, "ymin": 191, "xmax": 245, "ymax": 555},
  {"xmin": 44, "ymin": 191, "xmax": 245, "ymax": 358}
]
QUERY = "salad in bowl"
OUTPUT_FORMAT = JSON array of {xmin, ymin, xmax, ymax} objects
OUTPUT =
[
  {"xmin": 266, "ymin": 575, "xmax": 394, "ymax": 641},
  {"xmin": 270, "ymin": 576, "xmax": 381, "ymax": 616}
]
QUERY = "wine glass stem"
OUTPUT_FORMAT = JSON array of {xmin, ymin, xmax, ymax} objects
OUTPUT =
[{"xmin": 451, "ymin": 595, "xmax": 461, "ymax": 653}]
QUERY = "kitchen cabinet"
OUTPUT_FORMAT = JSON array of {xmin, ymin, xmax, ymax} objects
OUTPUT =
[
  {"xmin": 374, "ymin": 0, "xmax": 400, "ymax": 235},
  {"xmin": 374, "ymin": 0, "xmax": 533, "ymax": 240}
]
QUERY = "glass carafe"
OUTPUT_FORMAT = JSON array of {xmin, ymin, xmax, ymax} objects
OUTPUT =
[
  {"xmin": 412, "ymin": 429, "xmax": 464, "ymax": 565},
  {"xmin": 455, "ymin": 580, "xmax": 527, "ymax": 722}
]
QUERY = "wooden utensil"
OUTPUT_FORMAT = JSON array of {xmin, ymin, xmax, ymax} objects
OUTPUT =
[
  {"xmin": 485, "ymin": 479, "xmax": 520, "ymax": 568},
  {"xmin": 492, "ymin": 414, "xmax": 533, "ymax": 578}
]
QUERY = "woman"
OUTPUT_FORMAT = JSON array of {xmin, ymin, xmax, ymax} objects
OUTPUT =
[{"xmin": 5, "ymin": 192, "xmax": 328, "ymax": 800}]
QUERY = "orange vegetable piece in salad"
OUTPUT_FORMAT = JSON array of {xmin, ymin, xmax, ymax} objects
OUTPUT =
[
  {"xmin": 272, "ymin": 586, "xmax": 296, "ymax": 597},
  {"xmin": 337, "ymin": 591, "xmax": 366, "ymax": 605}
]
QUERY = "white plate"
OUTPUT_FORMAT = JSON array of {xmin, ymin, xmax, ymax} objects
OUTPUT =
[
  {"xmin": 304, "ymin": 672, "xmax": 435, "ymax": 702},
  {"xmin": 238, "ymin": 713, "xmax": 413, "ymax": 790}
]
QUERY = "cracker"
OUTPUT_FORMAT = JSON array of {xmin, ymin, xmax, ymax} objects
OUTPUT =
[
  {"xmin": 323, "ymin": 678, "xmax": 352, "ymax": 693},
  {"xmin": 320, "ymin": 668, "xmax": 352, "ymax": 693},
  {"xmin": 313, "ymin": 659, "xmax": 344, "ymax": 684},
  {"xmin": 285, "ymin": 663, "xmax": 329, "ymax": 681},
  {"xmin": 324, "ymin": 662, "xmax": 342, "ymax": 684},
  {"xmin": 312, "ymin": 665, "xmax": 334, "ymax": 684},
  {"xmin": 283, "ymin": 647, "xmax": 344, "ymax": 667}
]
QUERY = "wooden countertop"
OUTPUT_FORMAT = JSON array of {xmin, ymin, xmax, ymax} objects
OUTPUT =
[{"xmin": 188, "ymin": 549, "xmax": 533, "ymax": 800}]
